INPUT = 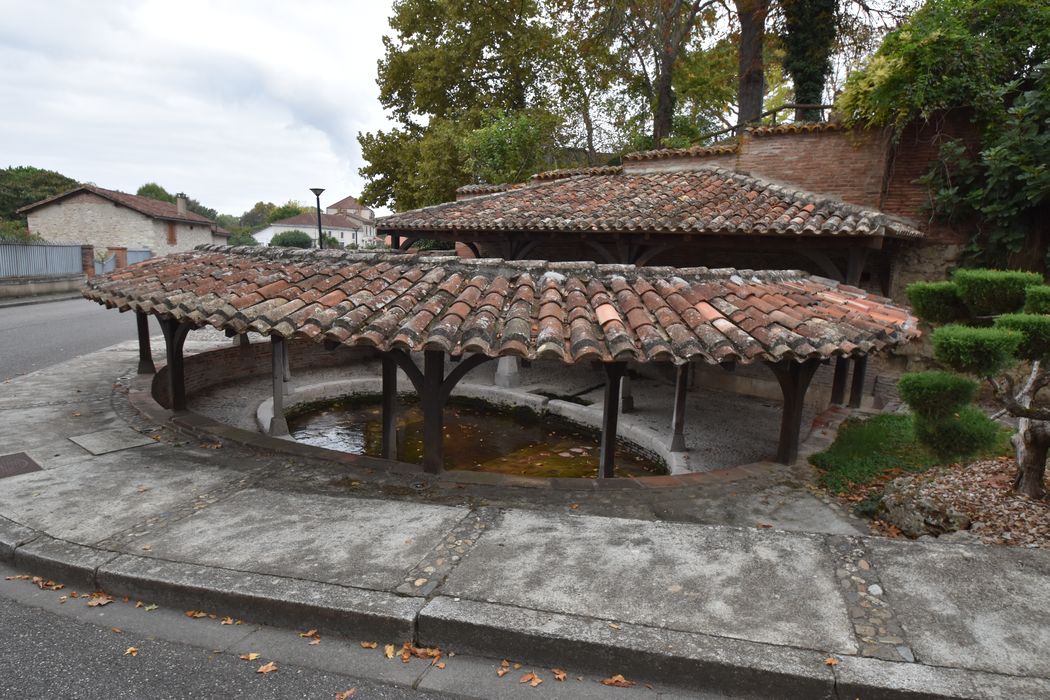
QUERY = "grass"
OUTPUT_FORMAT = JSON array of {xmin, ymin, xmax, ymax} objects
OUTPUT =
[{"xmin": 810, "ymin": 414, "xmax": 1012, "ymax": 494}]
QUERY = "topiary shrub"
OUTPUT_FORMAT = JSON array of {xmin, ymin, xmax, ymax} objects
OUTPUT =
[
  {"xmin": 269, "ymin": 230, "xmax": 313, "ymax": 248},
  {"xmin": 906, "ymin": 281, "xmax": 967, "ymax": 324},
  {"xmin": 898, "ymin": 371, "xmax": 978, "ymax": 418},
  {"xmin": 951, "ymin": 269, "xmax": 1042, "ymax": 318},
  {"xmin": 1024, "ymin": 286, "xmax": 1050, "ymax": 315},
  {"xmin": 994, "ymin": 314, "xmax": 1050, "ymax": 361},
  {"xmin": 931, "ymin": 325, "xmax": 1021, "ymax": 376},
  {"xmin": 913, "ymin": 406, "xmax": 999, "ymax": 460}
]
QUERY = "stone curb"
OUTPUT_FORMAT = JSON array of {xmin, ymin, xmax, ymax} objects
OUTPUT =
[
  {"xmin": 0, "ymin": 292, "xmax": 82, "ymax": 309},
  {"xmin": 0, "ymin": 523, "xmax": 421, "ymax": 642}
]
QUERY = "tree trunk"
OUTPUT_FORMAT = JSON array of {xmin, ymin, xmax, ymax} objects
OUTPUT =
[
  {"xmin": 735, "ymin": 0, "xmax": 769, "ymax": 130},
  {"xmin": 1011, "ymin": 421, "xmax": 1049, "ymax": 499},
  {"xmin": 652, "ymin": 51, "xmax": 677, "ymax": 147}
]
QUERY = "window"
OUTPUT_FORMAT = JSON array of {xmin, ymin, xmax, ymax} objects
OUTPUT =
[{"xmin": 167, "ymin": 222, "xmax": 176, "ymax": 245}]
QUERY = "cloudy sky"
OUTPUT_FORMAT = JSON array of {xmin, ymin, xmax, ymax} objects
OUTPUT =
[{"xmin": 0, "ymin": 0, "xmax": 397, "ymax": 216}]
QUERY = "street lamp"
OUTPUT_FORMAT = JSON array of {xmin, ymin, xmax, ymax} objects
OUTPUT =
[{"xmin": 309, "ymin": 187, "xmax": 325, "ymax": 249}]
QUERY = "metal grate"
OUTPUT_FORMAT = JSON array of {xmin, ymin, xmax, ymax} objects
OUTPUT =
[{"xmin": 0, "ymin": 452, "xmax": 43, "ymax": 479}]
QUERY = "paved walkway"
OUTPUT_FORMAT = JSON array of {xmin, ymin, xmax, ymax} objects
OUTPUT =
[{"xmin": 1, "ymin": 335, "xmax": 1048, "ymax": 698}]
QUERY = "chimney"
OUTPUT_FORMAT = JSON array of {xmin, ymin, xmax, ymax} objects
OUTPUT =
[{"xmin": 175, "ymin": 192, "xmax": 188, "ymax": 215}]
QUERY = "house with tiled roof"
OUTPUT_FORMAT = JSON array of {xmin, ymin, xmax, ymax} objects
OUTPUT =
[
  {"xmin": 253, "ymin": 210, "xmax": 377, "ymax": 248},
  {"xmin": 18, "ymin": 184, "xmax": 229, "ymax": 255},
  {"xmin": 326, "ymin": 194, "xmax": 374, "ymax": 221}
]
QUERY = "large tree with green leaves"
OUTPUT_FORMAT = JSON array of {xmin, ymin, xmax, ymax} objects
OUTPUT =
[
  {"xmin": 904, "ymin": 269, "xmax": 1050, "ymax": 498},
  {"xmin": 0, "ymin": 166, "xmax": 78, "ymax": 221},
  {"xmin": 136, "ymin": 182, "xmax": 219, "ymax": 221}
]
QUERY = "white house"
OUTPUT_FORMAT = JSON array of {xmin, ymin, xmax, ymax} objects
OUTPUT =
[
  {"xmin": 19, "ymin": 185, "xmax": 229, "ymax": 255},
  {"xmin": 253, "ymin": 210, "xmax": 378, "ymax": 248}
]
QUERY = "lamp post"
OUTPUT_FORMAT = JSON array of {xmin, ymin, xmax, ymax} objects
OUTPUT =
[{"xmin": 310, "ymin": 187, "xmax": 325, "ymax": 249}]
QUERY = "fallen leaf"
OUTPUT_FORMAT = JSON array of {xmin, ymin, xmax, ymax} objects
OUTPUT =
[
  {"xmin": 124, "ymin": 647, "xmax": 138, "ymax": 657},
  {"xmin": 185, "ymin": 610, "xmax": 208, "ymax": 619},
  {"xmin": 141, "ymin": 544, "xmax": 152, "ymax": 552},
  {"xmin": 519, "ymin": 671, "xmax": 542, "ymax": 687},
  {"xmin": 71, "ymin": 411, "xmax": 81, "ymax": 417},
  {"xmin": 240, "ymin": 653, "xmax": 260, "ymax": 661},
  {"xmin": 824, "ymin": 657, "xmax": 840, "ymax": 666},
  {"xmin": 309, "ymin": 638, "xmax": 321, "ymax": 646},
  {"xmin": 384, "ymin": 644, "xmax": 395, "ymax": 659},
  {"xmin": 755, "ymin": 523, "xmax": 773, "ymax": 529},
  {"xmin": 59, "ymin": 596, "xmax": 68, "ymax": 604},
  {"xmin": 87, "ymin": 593, "xmax": 114, "ymax": 607},
  {"xmin": 608, "ymin": 622, "xmax": 622, "ymax": 630},
  {"xmin": 359, "ymin": 641, "xmax": 378, "ymax": 649},
  {"xmin": 134, "ymin": 601, "xmax": 143, "ymax": 608},
  {"xmin": 497, "ymin": 659, "xmax": 510, "ymax": 677},
  {"xmin": 552, "ymin": 668, "xmax": 567, "ymax": 681},
  {"xmin": 143, "ymin": 603, "xmax": 158, "ymax": 612},
  {"xmin": 335, "ymin": 690, "xmax": 357, "ymax": 700},
  {"xmin": 569, "ymin": 503, "xmax": 579, "ymax": 510},
  {"xmin": 256, "ymin": 661, "xmax": 278, "ymax": 674},
  {"xmin": 513, "ymin": 663, "xmax": 522, "ymax": 670},
  {"xmin": 601, "ymin": 674, "xmax": 635, "ymax": 688},
  {"xmin": 299, "ymin": 629, "xmax": 318, "ymax": 638},
  {"xmin": 435, "ymin": 662, "xmax": 446, "ymax": 669},
  {"xmin": 111, "ymin": 627, "xmax": 122, "ymax": 634},
  {"xmin": 5, "ymin": 575, "xmax": 32, "ymax": 581},
  {"xmin": 220, "ymin": 617, "xmax": 234, "ymax": 625}
]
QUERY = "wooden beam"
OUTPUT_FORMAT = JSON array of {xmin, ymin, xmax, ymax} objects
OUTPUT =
[
  {"xmin": 769, "ymin": 359, "xmax": 821, "ymax": 464},
  {"xmin": 848, "ymin": 355, "xmax": 869, "ymax": 409},
  {"xmin": 830, "ymin": 357, "xmax": 850, "ymax": 406},
  {"xmin": 135, "ymin": 311, "xmax": 155, "ymax": 375},
  {"xmin": 669, "ymin": 364, "xmax": 689, "ymax": 452},
  {"xmin": 158, "ymin": 318, "xmax": 190, "ymax": 411},
  {"xmin": 269, "ymin": 336, "xmax": 289, "ymax": 436},
  {"xmin": 421, "ymin": 350, "xmax": 445, "ymax": 474},
  {"xmin": 381, "ymin": 353, "xmax": 397, "ymax": 459},
  {"xmin": 599, "ymin": 362, "xmax": 628, "ymax": 478}
]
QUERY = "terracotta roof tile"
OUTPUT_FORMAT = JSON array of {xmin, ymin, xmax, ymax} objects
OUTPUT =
[
  {"xmin": 17, "ymin": 184, "xmax": 224, "ymax": 233},
  {"xmin": 85, "ymin": 245, "xmax": 918, "ymax": 366},
  {"xmin": 379, "ymin": 165, "xmax": 922, "ymax": 239}
]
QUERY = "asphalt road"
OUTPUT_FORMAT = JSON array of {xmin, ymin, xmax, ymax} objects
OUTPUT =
[{"xmin": 0, "ymin": 297, "xmax": 150, "ymax": 380}]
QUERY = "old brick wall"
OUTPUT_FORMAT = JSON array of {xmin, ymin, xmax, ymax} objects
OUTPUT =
[{"xmin": 28, "ymin": 192, "xmax": 155, "ymax": 249}]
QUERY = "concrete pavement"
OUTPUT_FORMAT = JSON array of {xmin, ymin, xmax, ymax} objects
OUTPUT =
[{"xmin": 1, "ymin": 335, "xmax": 1048, "ymax": 698}]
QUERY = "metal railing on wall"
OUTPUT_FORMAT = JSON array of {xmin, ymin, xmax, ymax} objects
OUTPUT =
[{"xmin": 0, "ymin": 242, "xmax": 83, "ymax": 279}]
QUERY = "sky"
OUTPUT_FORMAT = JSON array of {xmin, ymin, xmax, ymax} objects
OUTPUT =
[{"xmin": 0, "ymin": 0, "xmax": 396, "ymax": 216}]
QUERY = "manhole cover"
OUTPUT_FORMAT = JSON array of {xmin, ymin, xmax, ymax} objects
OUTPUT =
[{"xmin": 0, "ymin": 452, "xmax": 43, "ymax": 479}]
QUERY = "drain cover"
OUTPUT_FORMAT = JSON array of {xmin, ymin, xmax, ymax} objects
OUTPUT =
[{"xmin": 0, "ymin": 452, "xmax": 43, "ymax": 479}]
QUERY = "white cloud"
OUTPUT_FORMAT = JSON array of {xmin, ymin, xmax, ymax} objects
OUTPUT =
[{"xmin": 0, "ymin": 0, "xmax": 395, "ymax": 215}]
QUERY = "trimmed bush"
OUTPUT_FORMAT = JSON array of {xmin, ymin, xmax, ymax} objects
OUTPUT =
[
  {"xmin": 994, "ymin": 313, "xmax": 1050, "ymax": 360},
  {"xmin": 269, "ymin": 230, "xmax": 313, "ymax": 248},
  {"xmin": 906, "ymin": 281, "xmax": 967, "ymax": 324},
  {"xmin": 932, "ymin": 324, "xmax": 1021, "ymax": 376},
  {"xmin": 898, "ymin": 371, "xmax": 978, "ymax": 418},
  {"xmin": 1024, "ymin": 285, "xmax": 1050, "ymax": 315},
  {"xmin": 913, "ymin": 406, "xmax": 999, "ymax": 460},
  {"xmin": 951, "ymin": 269, "xmax": 1043, "ymax": 318}
]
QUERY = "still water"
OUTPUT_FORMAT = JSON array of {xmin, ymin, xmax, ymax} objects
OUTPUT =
[{"xmin": 287, "ymin": 397, "xmax": 665, "ymax": 478}]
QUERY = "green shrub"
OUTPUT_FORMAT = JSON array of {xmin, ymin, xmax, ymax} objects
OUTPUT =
[
  {"xmin": 898, "ymin": 371, "xmax": 978, "ymax": 418},
  {"xmin": 932, "ymin": 324, "xmax": 1021, "ymax": 375},
  {"xmin": 951, "ymin": 269, "xmax": 1043, "ymax": 318},
  {"xmin": 226, "ymin": 231, "xmax": 259, "ymax": 246},
  {"xmin": 994, "ymin": 314, "xmax": 1050, "ymax": 360},
  {"xmin": 269, "ymin": 230, "xmax": 313, "ymax": 248},
  {"xmin": 906, "ymin": 281, "xmax": 967, "ymax": 324},
  {"xmin": 913, "ymin": 406, "xmax": 999, "ymax": 460},
  {"xmin": 1024, "ymin": 285, "xmax": 1050, "ymax": 315}
]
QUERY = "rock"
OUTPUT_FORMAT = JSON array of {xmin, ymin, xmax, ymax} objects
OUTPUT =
[
  {"xmin": 868, "ymin": 584, "xmax": 883, "ymax": 596},
  {"xmin": 879, "ymin": 476, "xmax": 971, "ymax": 538}
]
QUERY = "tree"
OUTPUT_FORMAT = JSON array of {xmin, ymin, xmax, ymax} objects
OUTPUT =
[
  {"xmin": 781, "ymin": 0, "xmax": 837, "ymax": 120},
  {"xmin": 226, "ymin": 231, "xmax": 259, "ymax": 246},
  {"xmin": 269, "ymin": 230, "xmax": 313, "ymax": 248},
  {"xmin": 239, "ymin": 202, "xmax": 276, "ymax": 229},
  {"xmin": 266, "ymin": 200, "xmax": 306, "ymax": 224},
  {"xmin": 462, "ymin": 110, "xmax": 561, "ymax": 184},
  {"xmin": 735, "ymin": 0, "xmax": 771, "ymax": 126},
  {"xmin": 136, "ymin": 182, "xmax": 175, "ymax": 203},
  {"xmin": 903, "ymin": 269, "xmax": 1050, "ymax": 498},
  {"xmin": 0, "ymin": 166, "xmax": 78, "ymax": 221}
]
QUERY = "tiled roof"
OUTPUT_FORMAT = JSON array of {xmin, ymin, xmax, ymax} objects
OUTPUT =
[
  {"xmin": 328, "ymin": 194, "xmax": 366, "ymax": 210},
  {"xmin": 530, "ymin": 166, "xmax": 623, "ymax": 181},
  {"xmin": 455, "ymin": 183, "xmax": 516, "ymax": 195},
  {"xmin": 379, "ymin": 165, "xmax": 922, "ymax": 239},
  {"xmin": 84, "ymin": 245, "xmax": 918, "ymax": 365},
  {"xmin": 747, "ymin": 122, "xmax": 844, "ymax": 137},
  {"xmin": 18, "ymin": 185, "xmax": 219, "ymax": 228},
  {"xmin": 268, "ymin": 212, "xmax": 366, "ymax": 230},
  {"xmin": 623, "ymin": 144, "xmax": 738, "ymax": 162}
]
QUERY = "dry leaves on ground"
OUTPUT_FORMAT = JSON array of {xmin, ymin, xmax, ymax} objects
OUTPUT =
[
  {"xmin": 335, "ymin": 690, "xmax": 357, "ymax": 700},
  {"xmin": 240, "ymin": 653, "xmax": 260, "ymax": 661},
  {"xmin": 360, "ymin": 641, "xmax": 378, "ymax": 649},
  {"xmin": 601, "ymin": 674, "xmax": 635, "ymax": 688},
  {"xmin": 824, "ymin": 657, "xmax": 840, "ymax": 666},
  {"xmin": 497, "ymin": 659, "xmax": 510, "ymax": 677},
  {"xmin": 185, "ymin": 610, "xmax": 208, "ymax": 619},
  {"xmin": 124, "ymin": 647, "xmax": 138, "ymax": 657},
  {"xmin": 221, "ymin": 617, "xmax": 234, "ymax": 625},
  {"xmin": 519, "ymin": 672, "xmax": 543, "ymax": 687},
  {"xmin": 256, "ymin": 661, "xmax": 278, "ymax": 674},
  {"xmin": 300, "ymin": 629, "xmax": 321, "ymax": 645},
  {"xmin": 552, "ymin": 668, "xmax": 567, "ymax": 681},
  {"xmin": 383, "ymin": 644, "xmax": 395, "ymax": 659},
  {"xmin": 86, "ymin": 593, "xmax": 113, "ymax": 607}
]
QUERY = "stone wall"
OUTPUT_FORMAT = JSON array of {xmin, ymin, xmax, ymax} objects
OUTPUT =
[{"xmin": 26, "ymin": 191, "xmax": 218, "ymax": 254}]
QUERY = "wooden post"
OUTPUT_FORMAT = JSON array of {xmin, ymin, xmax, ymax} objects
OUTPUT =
[
  {"xmin": 269, "ymin": 336, "xmax": 289, "ymax": 436},
  {"xmin": 769, "ymin": 359, "xmax": 821, "ymax": 464},
  {"xmin": 830, "ymin": 358, "xmax": 850, "ymax": 405},
  {"xmin": 421, "ymin": 350, "xmax": 445, "ymax": 474},
  {"xmin": 135, "ymin": 311, "xmax": 155, "ymax": 375},
  {"xmin": 158, "ymin": 318, "xmax": 190, "ymax": 411},
  {"xmin": 282, "ymin": 338, "xmax": 292, "ymax": 396},
  {"xmin": 239, "ymin": 333, "xmax": 250, "ymax": 348},
  {"xmin": 669, "ymin": 364, "xmax": 689, "ymax": 452},
  {"xmin": 621, "ymin": 373, "xmax": 634, "ymax": 413},
  {"xmin": 599, "ymin": 362, "xmax": 627, "ymax": 478},
  {"xmin": 381, "ymin": 353, "xmax": 398, "ymax": 460},
  {"xmin": 848, "ymin": 355, "xmax": 868, "ymax": 409}
]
